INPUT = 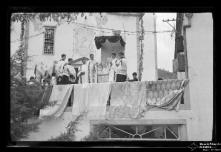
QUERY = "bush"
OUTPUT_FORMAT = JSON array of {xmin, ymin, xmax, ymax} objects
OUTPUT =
[
  {"xmin": 10, "ymin": 58, "xmax": 45, "ymax": 141},
  {"xmin": 82, "ymin": 125, "xmax": 106, "ymax": 141}
]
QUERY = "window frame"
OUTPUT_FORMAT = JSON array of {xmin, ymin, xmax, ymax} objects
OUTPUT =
[
  {"xmin": 43, "ymin": 26, "xmax": 56, "ymax": 55},
  {"xmin": 90, "ymin": 119, "xmax": 187, "ymax": 141}
]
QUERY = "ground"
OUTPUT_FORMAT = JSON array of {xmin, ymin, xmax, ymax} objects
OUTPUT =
[{"xmin": 20, "ymin": 112, "xmax": 90, "ymax": 141}]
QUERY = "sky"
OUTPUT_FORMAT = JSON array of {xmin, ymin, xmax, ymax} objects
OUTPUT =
[{"xmin": 155, "ymin": 13, "xmax": 176, "ymax": 72}]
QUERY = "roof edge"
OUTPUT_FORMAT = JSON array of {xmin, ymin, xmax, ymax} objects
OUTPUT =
[{"xmin": 108, "ymin": 13, "xmax": 145, "ymax": 17}]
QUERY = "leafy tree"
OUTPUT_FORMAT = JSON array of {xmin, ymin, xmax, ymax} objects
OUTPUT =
[{"xmin": 10, "ymin": 54, "xmax": 44, "ymax": 141}]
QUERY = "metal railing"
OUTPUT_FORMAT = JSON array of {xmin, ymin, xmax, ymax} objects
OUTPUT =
[{"xmin": 94, "ymin": 124, "xmax": 180, "ymax": 140}]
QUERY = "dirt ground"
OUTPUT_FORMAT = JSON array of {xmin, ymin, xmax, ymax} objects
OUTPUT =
[{"xmin": 20, "ymin": 114, "xmax": 90, "ymax": 141}]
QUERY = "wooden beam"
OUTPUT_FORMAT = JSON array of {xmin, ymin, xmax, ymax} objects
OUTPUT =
[{"xmin": 108, "ymin": 13, "xmax": 145, "ymax": 17}]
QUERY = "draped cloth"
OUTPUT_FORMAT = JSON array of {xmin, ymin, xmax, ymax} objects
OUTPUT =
[
  {"xmin": 40, "ymin": 85, "xmax": 53, "ymax": 106},
  {"xmin": 106, "ymin": 80, "xmax": 189, "ymax": 119},
  {"xmin": 137, "ymin": 79, "xmax": 189, "ymax": 118},
  {"xmin": 144, "ymin": 79, "xmax": 187, "ymax": 107},
  {"xmin": 39, "ymin": 84, "xmax": 74, "ymax": 119},
  {"xmin": 106, "ymin": 82, "xmax": 146, "ymax": 119},
  {"xmin": 72, "ymin": 83, "xmax": 111, "ymax": 118}
]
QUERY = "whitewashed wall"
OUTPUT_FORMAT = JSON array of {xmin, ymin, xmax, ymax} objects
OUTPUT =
[
  {"xmin": 23, "ymin": 13, "xmax": 157, "ymax": 80},
  {"xmin": 10, "ymin": 13, "xmax": 157, "ymax": 81},
  {"xmin": 142, "ymin": 13, "xmax": 157, "ymax": 81},
  {"xmin": 184, "ymin": 13, "xmax": 213, "ymax": 140},
  {"xmin": 74, "ymin": 13, "xmax": 139, "ymax": 79}
]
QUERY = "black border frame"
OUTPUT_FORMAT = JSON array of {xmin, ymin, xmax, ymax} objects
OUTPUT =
[{"xmin": 2, "ymin": 1, "xmax": 218, "ymax": 151}]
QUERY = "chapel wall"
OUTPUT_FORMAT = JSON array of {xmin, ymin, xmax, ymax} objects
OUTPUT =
[{"xmin": 184, "ymin": 13, "xmax": 213, "ymax": 140}]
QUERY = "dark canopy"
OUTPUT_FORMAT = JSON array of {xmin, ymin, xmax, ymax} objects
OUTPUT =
[
  {"xmin": 94, "ymin": 36, "xmax": 126, "ymax": 49},
  {"xmin": 72, "ymin": 57, "xmax": 89, "ymax": 65}
]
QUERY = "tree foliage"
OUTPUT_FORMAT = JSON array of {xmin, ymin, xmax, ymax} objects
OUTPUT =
[
  {"xmin": 10, "ymin": 53, "xmax": 45, "ymax": 141},
  {"xmin": 11, "ymin": 13, "xmax": 86, "ymax": 23}
]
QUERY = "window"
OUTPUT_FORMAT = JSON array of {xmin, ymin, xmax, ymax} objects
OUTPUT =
[
  {"xmin": 92, "ymin": 124, "xmax": 184, "ymax": 141},
  {"xmin": 44, "ymin": 26, "xmax": 55, "ymax": 54}
]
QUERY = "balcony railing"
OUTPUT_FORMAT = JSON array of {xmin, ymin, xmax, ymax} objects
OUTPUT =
[{"xmin": 63, "ymin": 79, "xmax": 190, "ymax": 114}]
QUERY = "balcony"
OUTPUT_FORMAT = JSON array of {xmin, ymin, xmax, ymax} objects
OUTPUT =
[
  {"xmin": 64, "ymin": 78, "xmax": 190, "ymax": 114},
  {"xmin": 40, "ymin": 78, "xmax": 190, "ymax": 141}
]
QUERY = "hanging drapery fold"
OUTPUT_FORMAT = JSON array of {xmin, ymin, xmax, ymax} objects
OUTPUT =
[
  {"xmin": 94, "ymin": 36, "xmax": 126, "ymax": 49},
  {"xmin": 106, "ymin": 79, "xmax": 189, "ymax": 119},
  {"xmin": 40, "ymin": 85, "xmax": 53, "ymax": 106},
  {"xmin": 72, "ymin": 83, "xmax": 111, "ymax": 118},
  {"xmin": 106, "ymin": 81, "xmax": 147, "ymax": 119},
  {"xmin": 39, "ymin": 84, "xmax": 74, "ymax": 119},
  {"xmin": 137, "ymin": 79, "xmax": 189, "ymax": 118},
  {"xmin": 39, "ymin": 79, "xmax": 189, "ymax": 120}
]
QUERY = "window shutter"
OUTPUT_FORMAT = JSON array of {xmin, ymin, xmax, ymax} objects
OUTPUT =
[
  {"xmin": 176, "ymin": 35, "xmax": 184, "ymax": 53},
  {"xmin": 177, "ymin": 53, "xmax": 185, "ymax": 72}
]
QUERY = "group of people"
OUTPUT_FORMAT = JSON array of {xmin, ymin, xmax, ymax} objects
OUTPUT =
[
  {"xmin": 55, "ymin": 54, "xmax": 76, "ymax": 85},
  {"xmin": 29, "ymin": 51, "xmax": 139, "ymax": 87},
  {"xmin": 78, "ymin": 51, "xmax": 138, "ymax": 83},
  {"xmin": 108, "ymin": 52, "xmax": 138, "ymax": 82}
]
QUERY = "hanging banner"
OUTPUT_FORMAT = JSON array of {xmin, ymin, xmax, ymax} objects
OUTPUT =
[{"xmin": 39, "ymin": 84, "xmax": 74, "ymax": 119}]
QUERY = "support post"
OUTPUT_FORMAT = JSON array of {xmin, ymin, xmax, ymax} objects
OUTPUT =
[{"xmin": 153, "ymin": 13, "xmax": 158, "ymax": 80}]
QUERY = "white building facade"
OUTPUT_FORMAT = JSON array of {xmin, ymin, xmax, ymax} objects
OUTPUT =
[
  {"xmin": 11, "ymin": 13, "xmax": 158, "ymax": 81},
  {"xmin": 173, "ymin": 13, "xmax": 213, "ymax": 140}
]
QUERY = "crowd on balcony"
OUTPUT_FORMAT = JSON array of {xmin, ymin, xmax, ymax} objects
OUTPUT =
[{"xmin": 30, "ymin": 51, "xmax": 139, "ymax": 88}]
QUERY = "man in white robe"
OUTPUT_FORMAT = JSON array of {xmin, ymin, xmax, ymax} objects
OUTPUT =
[
  {"xmin": 56, "ymin": 54, "xmax": 67, "ymax": 84},
  {"xmin": 56, "ymin": 54, "xmax": 66, "ymax": 76},
  {"xmin": 116, "ymin": 52, "xmax": 127, "ymax": 82},
  {"xmin": 87, "ymin": 53, "xmax": 98, "ymax": 83},
  {"xmin": 64, "ymin": 58, "xmax": 76, "ymax": 84},
  {"xmin": 78, "ymin": 58, "xmax": 88, "ymax": 84},
  {"xmin": 108, "ymin": 53, "xmax": 117, "ymax": 82}
]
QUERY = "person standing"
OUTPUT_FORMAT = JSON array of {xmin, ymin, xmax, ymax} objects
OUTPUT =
[
  {"xmin": 43, "ymin": 70, "xmax": 51, "ymax": 85},
  {"xmin": 64, "ymin": 58, "xmax": 76, "ymax": 84},
  {"xmin": 87, "ymin": 53, "xmax": 98, "ymax": 83},
  {"xmin": 116, "ymin": 52, "xmax": 127, "ymax": 82},
  {"xmin": 128, "ymin": 72, "xmax": 138, "ymax": 82},
  {"xmin": 77, "ymin": 58, "xmax": 88, "ymax": 84},
  {"xmin": 108, "ymin": 53, "xmax": 117, "ymax": 82},
  {"xmin": 50, "ymin": 73, "xmax": 57, "ymax": 85},
  {"xmin": 56, "ymin": 54, "xmax": 67, "ymax": 84}
]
